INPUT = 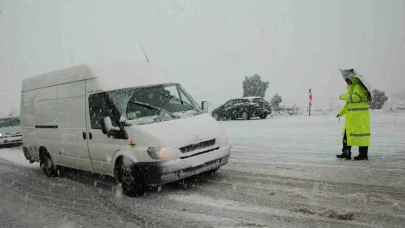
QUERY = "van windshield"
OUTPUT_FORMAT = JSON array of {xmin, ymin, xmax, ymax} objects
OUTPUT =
[
  {"xmin": 0, "ymin": 118, "xmax": 20, "ymax": 128},
  {"xmin": 108, "ymin": 83, "xmax": 203, "ymax": 125}
]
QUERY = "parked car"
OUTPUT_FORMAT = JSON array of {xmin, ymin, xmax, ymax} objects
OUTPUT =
[
  {"xmin": 211, "ymin": 96, "xmax": 271, "ymax": 120},
  {"xmin": 20, "ymin": 62, "xmax": 231, "ymax": 197},
  {"xmin": 0, "ymin": 116, "xmax": 22, "ymax": 147}
]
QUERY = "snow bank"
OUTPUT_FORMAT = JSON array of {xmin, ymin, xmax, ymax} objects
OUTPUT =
[
  {"xmin": 0, "ymin": 147, "xmax": 39, "ymax": 169},
  {"xmin": 169, "ymin": 193, "xmax": 326, "ymax": 220},
  {"xmin": 290, "ymin": 205, "xmax": 355, "ymax": 220},
  {"xmin": 161, "ymin": 209, "xmax": 234, "ymax": 222}
]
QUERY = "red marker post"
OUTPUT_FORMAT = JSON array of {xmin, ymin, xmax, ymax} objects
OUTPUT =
[{"xmin": 309, "ymin": 89, "xmax": 312, "ymax": 116}]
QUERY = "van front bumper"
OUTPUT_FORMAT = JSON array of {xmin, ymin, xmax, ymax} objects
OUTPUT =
[{"xmin": 136, "ymin": 146, "xmax": 231, "ymax": 187}]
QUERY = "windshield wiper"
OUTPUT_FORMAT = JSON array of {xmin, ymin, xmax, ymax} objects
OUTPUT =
[
  {"xmin": 159, "ymin": 92, "xmax": 201, "ymax": 112},
  {"xmin": 128, "ymin": 101, "xmax": 178, "ymax": 119}
]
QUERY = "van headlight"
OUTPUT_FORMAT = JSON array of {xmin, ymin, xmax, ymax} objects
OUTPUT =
[
  {"xmin": 219, "ymin": 132, "xmax": 228, "ymax": 146},
  {"xmin": 147, "ymin": 147, "xmax": 175, "ymax": 159}
]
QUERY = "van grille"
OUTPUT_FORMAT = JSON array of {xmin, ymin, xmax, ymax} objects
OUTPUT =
[{"xmin": 180, "ymin": 139, "xmax": 216, "ymax": 153}]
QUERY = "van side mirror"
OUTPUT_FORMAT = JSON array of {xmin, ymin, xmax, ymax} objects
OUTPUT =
[
  {"xmin": 100, "ymin": 117, "xmax": 119, "ymax": 138},
  {"xmin": 100, "ymin": 117, "xmax": 110, "ymax": 135},
  {"xmin": 201, "ymin": 101, "xmax": 208, "ymax": 113}
]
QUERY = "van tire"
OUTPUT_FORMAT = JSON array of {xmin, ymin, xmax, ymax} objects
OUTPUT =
[
  {"xmin": 39, "ymin": 148, "xmax": 57, "ymax": 177},
  {"xmin": 115, "ymin": 158, "xmax": 144, "ymax": 197}
]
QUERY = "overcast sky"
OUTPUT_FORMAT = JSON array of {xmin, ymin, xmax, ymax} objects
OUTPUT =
[{"xmin": 1, "ymin": 0, "xmax": 404, "ymax": 115}]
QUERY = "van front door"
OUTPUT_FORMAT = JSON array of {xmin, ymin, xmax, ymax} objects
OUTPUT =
[{"xmin": 85, "ymin": 87, "xmax": 122, "ymax": 175}]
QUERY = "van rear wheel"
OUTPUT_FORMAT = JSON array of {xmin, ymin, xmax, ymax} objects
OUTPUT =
[
  {"xmin": 40, "ymin": 148, "xmax": 57, "ymax": 177},
  {"xmin": 115, "ymin": 159, "xmax": 144, "ymax": 197}
]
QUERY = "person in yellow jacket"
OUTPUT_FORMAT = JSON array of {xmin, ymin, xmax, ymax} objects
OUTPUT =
[{"xmin": 336, "ymin": 77, "xmax": 370, "ymax": 160}]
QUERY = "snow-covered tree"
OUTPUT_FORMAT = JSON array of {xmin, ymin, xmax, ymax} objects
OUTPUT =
[
  {"xmin": 271, "ymin": 93, "xmax": 282, "ymax": 109},
  {"xmin": 369, "ymin": 89, "xmax": 388, "ymax": 110},
  {"xmin": 242, "ymin": 74, "xmax": 269, "ymax": 97}
]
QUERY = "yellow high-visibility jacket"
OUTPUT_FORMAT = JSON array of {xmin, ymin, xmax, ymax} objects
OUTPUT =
[{"xmin": 338, "ymin": 77, "xmax": 371, "ymax": 146}]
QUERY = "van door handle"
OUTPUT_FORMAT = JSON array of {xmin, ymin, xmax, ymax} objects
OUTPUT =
[
  {"xmin": 82, "ymin": 132, "xmax": 87, "ymax": 140},
  {"xmin": 89, "ymin": 132, "xmax": 92, "ymax": 140}
]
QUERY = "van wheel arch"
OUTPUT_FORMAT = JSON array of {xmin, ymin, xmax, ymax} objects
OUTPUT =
[
  {"xmin": 114, "ymin": 156, "xmax": 145, "ymax": 197},
  {"xmin": 39, "ymin": 146, "xmax": 49, "ymax": 166}
]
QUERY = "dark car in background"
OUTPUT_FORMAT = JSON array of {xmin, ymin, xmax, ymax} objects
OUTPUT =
[{"xmin": 211, "ymin": 96, "xmax": 271, "ymax": 121}]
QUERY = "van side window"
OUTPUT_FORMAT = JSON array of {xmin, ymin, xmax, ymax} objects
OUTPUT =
[{"xmin": 89, "ymin": 93, "xmax": 118, "ymax": 129}]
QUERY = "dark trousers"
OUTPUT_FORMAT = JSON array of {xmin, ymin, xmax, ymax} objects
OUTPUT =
[
  {"xmin": 342, "ymin": 129, "xmax": 368, "ymax": 153},
  {"xmin": 342, "ymin": 130, "xmax": 351, "ymax": 153}
]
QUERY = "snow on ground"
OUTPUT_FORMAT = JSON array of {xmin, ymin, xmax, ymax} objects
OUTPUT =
[
  {"xmin": 222, "ymin": 113, "xmax": 405, "ymax": 187},
  {"xmin": 0, "ymin": 145, "xmax": 39, "ymax": 169},
  {"xmin": 0, "ymin": 113, "xmax": 405, "ymax": 227}
]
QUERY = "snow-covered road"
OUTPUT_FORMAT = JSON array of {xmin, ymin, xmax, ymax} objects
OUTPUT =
[{"xmin": 1, "ymin": 114, "xmax": 404, "ymax": 227}]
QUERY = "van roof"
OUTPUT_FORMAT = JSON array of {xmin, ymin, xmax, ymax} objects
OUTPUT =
[{"xmin": 22, "ymin": 61, "xmax": 176, "ymax": 92}]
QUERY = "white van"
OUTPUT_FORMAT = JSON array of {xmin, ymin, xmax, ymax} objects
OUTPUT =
[{"xmin": 21, "ymin": 62, "xmax": 231, "ymax": 196}]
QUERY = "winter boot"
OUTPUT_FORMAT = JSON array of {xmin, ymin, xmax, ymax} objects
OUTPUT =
[
  {"xmin": 354, "ymin": 151, "xmax": 363, "ymax": 160},
  {"xmin": 336, "ymin": 149, "xmax": 347, "ymax": 159},
  {"xmin": 337, "ymin": 149, "xmax": 351, "ymax": 160},
  {"xmin": 354, "ymin": 149, "xmax": 368, "ymax": 160},
  {"xmin": 354, "ymin": 147, "xmax": 368, "ymax": 160},
  {"xmin": 336, "ymin": 152, "xmax": 346, "ymax": 158},
  {"xmin": 345, "ymin": 150, "xmax": 352, "ymax": 160}
]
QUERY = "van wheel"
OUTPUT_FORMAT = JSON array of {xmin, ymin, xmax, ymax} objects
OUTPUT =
[
  {"xmin": 40, "ymin": 148, "xmax": 57, "ymax": 177},
  {"xmin": 115, "ymin": 159, "xmax": 144, "ymax": 197}
]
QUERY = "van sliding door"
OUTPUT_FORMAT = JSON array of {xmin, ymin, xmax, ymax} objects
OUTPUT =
[{"xmin": 52, "ymin": 80, "xmax": 94, "ymax": 172}]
